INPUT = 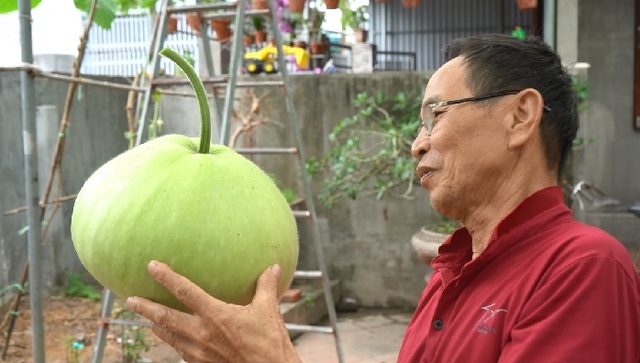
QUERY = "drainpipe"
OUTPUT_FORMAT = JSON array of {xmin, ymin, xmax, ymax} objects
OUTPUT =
[
  {"xmin": 18, "ymin": 0, "xmax": 45, "ymax": 361},
  {"xmin": 543, "ymin": 0, "xmax": 557, "ymax": 50}
]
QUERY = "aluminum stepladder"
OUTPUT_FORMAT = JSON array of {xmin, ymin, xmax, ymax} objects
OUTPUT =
[{"xmin": 91, "ymin": 0, "xmax": 345, "ymax": 362}]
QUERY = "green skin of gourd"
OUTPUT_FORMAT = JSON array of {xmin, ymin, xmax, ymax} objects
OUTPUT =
[
  {"xmin": 70, "ymin": 48, "xmax": 299, "ymax": 312},
  {"xmin": 71, "ymin": 135, "xmax": 299, "ymax": 311}
]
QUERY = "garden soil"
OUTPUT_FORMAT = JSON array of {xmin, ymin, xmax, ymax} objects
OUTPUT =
[{"xmin": 0, "ymin": 295, "xmax": 181, "ymax": 363}]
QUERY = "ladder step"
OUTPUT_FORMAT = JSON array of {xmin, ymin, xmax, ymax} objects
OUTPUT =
[
  {"xmin": 202, "ymin": 9, "xmax": 271, "ymax": 20},
  {"xmin": 103, "ymin": 318, "xmax": 150, "ymax": 328},
  {"xmin": 286, "ymin": 323, "xmax": 334, "ymax": 334},
  {"xmin": 235, "ymin": 147, "xmax": 298, "ymax": 155},
  {"xmin": 152, "ymin": 78, "xmax": 285, "ymax": 88},
  {"xmin": 294, "ymin": 270, "xmax": 323, "ymax": 279},
  {"xmin": 292, "ymin": 210, "xmax": 311, "ymax": 218},
  {"xmin": 167, "ymin": 2, "xmax": 238, "ymax": 14}
]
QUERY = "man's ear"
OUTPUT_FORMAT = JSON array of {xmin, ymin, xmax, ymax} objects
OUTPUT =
[{"xmin": 507, "ymin": 88, "xmax": 544, "ymax": 150}]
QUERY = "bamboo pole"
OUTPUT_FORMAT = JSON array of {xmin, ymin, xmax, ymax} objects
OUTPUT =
[{"xmin": 3, "ymin": 194, "xmax": 78, "ymax": 216}]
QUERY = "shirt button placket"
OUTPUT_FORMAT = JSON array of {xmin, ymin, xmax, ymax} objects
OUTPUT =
[{"xmin": 433, "ymin": 319, "xmax": 444, "ymax": 330}]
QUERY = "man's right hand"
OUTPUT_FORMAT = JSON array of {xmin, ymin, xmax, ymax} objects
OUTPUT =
[{"xmin": 126, "ymin": 261, "xmax": 302, "ymax": 363}]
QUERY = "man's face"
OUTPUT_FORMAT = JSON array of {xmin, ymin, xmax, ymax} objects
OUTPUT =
[{"xmin": 411, "ymin": 57, "xmax": 513, "ymax": 220}]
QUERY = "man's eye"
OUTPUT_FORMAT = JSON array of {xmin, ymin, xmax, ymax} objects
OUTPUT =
[{"xmin": 433, "ymin": 110, "xmax": 446, "ymax": 118}]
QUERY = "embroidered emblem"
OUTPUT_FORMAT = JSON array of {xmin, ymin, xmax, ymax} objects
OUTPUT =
[{"xmin": 475, "ymin": 303, "xmax": 507, "ymax": 335}]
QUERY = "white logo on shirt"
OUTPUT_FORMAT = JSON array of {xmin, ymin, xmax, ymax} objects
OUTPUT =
[{"xmin": 475, "ymin": 303, "xmax": 508, "ymax": 335}]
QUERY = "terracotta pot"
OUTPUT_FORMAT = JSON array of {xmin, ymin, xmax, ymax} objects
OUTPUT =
[
  {"xmin": 186, "ymin": 13, "xmax": 202, "ymax": 35},
  {"xmin": 252, "ymin": 0, "xmax": 269, "ymax": 9},
  {"xmin": 324, "ymin": 0, "xmax": 338, "ymax": 9},
  {"xmin": 254, "ymin": 30, "xmax": 267, "ymax": 43},
  {"xmin": 243, "ymin": 35, "xmax": 254, "ymax": 46},
  {"xmin": 310, "ymin": 41, "xmax": 328, "ymax": 54},
  {"xmin": 166, "ymin": 16, "xmax": 178, "ymax": 34},
  {"xmin": 211, "ymin": 19, "xmax": 232, "ymax": 41},
  {"xmin": 516, "ymin": 0, "xmax": 537, "ymax": 10},
  {"xmin": 288, "ymin": 0, "xmax": 305, "ymax": 13},
  {"xmin": 155, "ymin": 14, "xmax": 179, "ymax": 34},
  {"xmin": 402, "ymin": 0, "xmax": 420, "ymax": 7},
  {"xmin": 353, "ymin": 28, "xmax": 368, "ymax": 43}
]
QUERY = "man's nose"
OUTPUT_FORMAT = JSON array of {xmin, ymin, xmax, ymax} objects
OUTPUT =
[{"xmin": 411, "ymin": 128, "xmax": 431, "ymax": 160}]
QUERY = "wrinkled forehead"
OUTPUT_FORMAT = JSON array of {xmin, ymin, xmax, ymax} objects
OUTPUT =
[{"xmin": 423, "ymin": 57, "xmax": 471, "ymax": 103}]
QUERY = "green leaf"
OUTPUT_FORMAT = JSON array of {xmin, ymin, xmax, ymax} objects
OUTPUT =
[
  {"xmin": 74, "ymin": 0, "xmax": 118, "ymax": 29},
  {"xmin": 0, "ymin": 0, "xmax": 43, "ymax": 14}
]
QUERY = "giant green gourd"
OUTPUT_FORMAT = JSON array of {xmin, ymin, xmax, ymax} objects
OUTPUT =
[{"xmin": 70, "ymin": 48, "xmax": 299, "ymax": 312}]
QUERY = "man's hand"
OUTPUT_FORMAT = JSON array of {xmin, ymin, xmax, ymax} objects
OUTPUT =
[{"xmin": 126, "ymin": 261, "xmax": 301, "ymax": 363}]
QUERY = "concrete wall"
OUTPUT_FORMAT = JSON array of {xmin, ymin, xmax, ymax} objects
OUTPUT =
[
  {"xmin": 567, "ymin": 0, "xmax": 640, "ymax": 248},
  {"xmin": 1, "ymin": 71, "xmax": 433, "ymax": 308},
  {"xmin": 0, "ymin": 74, "xmax": 130, "ymax": 301},
  {"xmin": 576, "ymin": 0, "xmax": 640, "ymax": 201}
]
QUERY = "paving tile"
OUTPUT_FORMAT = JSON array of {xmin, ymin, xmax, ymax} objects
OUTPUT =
[{"xmin": 294, "ymin": 309, "xmax": 410, "ymax": 363}]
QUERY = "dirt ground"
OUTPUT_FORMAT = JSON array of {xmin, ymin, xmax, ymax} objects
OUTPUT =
[{"xmin": 0, "ymin": 294, "xmax": 181, "ymax": 363}]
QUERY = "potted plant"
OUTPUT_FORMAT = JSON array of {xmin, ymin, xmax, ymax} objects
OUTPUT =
[
  {"xmin": 340, "ymin": 4, "xmax": 369, "ymax": 43},
  {"xmin": 307, "ymin": 7, "xmax": 327, "ymax": 53},
  {"xmin": 306, "ymin": 91, "xmax": 459, "ymax": 272},
  {"xmin": 209, "ymin": 0, "xmax": 234, "ymax": 42},
  {"xmin": 243, "ymin": 26, "xmax": 255, "ymax": 47},
  {"xmin": 252, "ymin": 16, "xmax": 267, "ymax": 43},
  {"xmin": 324, "ymin": 0, "xmax": 339, "ymax": 9}
]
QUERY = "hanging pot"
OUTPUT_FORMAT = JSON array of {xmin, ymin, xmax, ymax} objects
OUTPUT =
[
  {"xmin": 186, "ymin": 13, "xmax": 202, "ymax": 36},
  {"xmin": 516, "ymin": 0, "xmax": 537, "ymax": 10},
  {"xmin": 211, "ymin": 19, "xmax": 232, "ymax": 41},
  {"xmin": 324, "ymin": 0, "xmax": 338, "ymax": 9},
  {"xmin": 288, "ymin": 0, "xmax": 305, "ymax": 13},
  {"xmin": 167, "ymin": 15, "xmax": 178, "ymax": 34},
  {"xmin": 252, "ymin": 0, "xmax": 269, "ymax": 10},
  {"xmin": 402, "ymin": 0, "xmax": 420, "ymax": 7},
  {"xmin": 155, "ymin": 14, "xmax": 179, "ymax": 34}
]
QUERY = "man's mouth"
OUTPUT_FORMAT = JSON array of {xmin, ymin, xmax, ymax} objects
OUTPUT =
[{"xmin": 416, "ymin": 165, "xmax": 437, "ymax": 182}]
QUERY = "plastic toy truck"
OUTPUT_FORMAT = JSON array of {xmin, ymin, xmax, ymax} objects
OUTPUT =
[{"xmin": 244, "ymin": 44, "xmax": 310, "ymax": 75}]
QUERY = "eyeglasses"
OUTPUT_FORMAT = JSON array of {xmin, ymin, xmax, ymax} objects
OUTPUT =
[{"xmin": 421, "ymin": 90, "xmax": 552, "ymax": 134}]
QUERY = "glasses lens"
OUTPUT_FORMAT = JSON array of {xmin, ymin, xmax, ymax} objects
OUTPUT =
[{"xmin": 422, "ymin": 105, "xmax": 438, "ymax": 133}]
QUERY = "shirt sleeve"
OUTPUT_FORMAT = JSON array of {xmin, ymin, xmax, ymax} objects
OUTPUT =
[{"xmin": 499, "ymin": 256, "xmax": 640, "ymax": 363}]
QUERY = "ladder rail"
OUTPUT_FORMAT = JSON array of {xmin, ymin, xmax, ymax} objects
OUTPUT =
[
  {"xmin": 134, "ymin": 0, "xmax": 171, "ymax": 147},
  {"xmin": 218, "ymin": 2, "xmax": 246, "ymax": 145},
  {"xmin": 267, "ymin": 10, "xmax": 345, "ymax": 361}
]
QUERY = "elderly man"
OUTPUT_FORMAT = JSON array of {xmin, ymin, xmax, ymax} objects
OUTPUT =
[{"xmin": 126, "ymin": 34, "xmax": 640, "ymax": 362}]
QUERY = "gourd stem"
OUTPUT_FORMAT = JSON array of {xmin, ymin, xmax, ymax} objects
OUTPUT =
[{"xmin": 159, "ymin": 48, "xmax": 211, "ymax": 154}]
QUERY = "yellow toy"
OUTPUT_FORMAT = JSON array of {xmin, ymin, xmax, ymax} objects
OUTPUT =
[{"xmin": 243, "ymin": 45, "xmax": 310, "ymax": 75}]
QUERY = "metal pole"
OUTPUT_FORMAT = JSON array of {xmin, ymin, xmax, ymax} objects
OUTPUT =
[
  {"xmin": 135, "ymin": 0, "xmax": 170, "ymax": 146},
  {"xmin": 219, "ymin": 1, "xmax": 247, "ymax": 145},
  {"xmin": 543, "ymin": 0, "xmax": 556, "ymax": 50},
  {"xmin": 18, "ymin": 0, "xmax": 45, "ymax": 361},
  {"xmin": 267, "ymin": 3, "xmax": 345, "ymax": 361},
  {"xmin": 91, "ymin": 290, "xmax": 115, "ymax": 363}
]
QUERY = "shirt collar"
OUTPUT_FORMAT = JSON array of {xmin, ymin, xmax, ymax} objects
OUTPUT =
[{"xmin": 432, "ymin": 186, "xmax": 570, "ymax": 274}]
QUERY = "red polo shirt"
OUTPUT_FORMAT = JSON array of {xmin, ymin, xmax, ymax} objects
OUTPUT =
[{"xmin": 398, "ymin": 187, "xmax": 640, "ymax": 363}]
